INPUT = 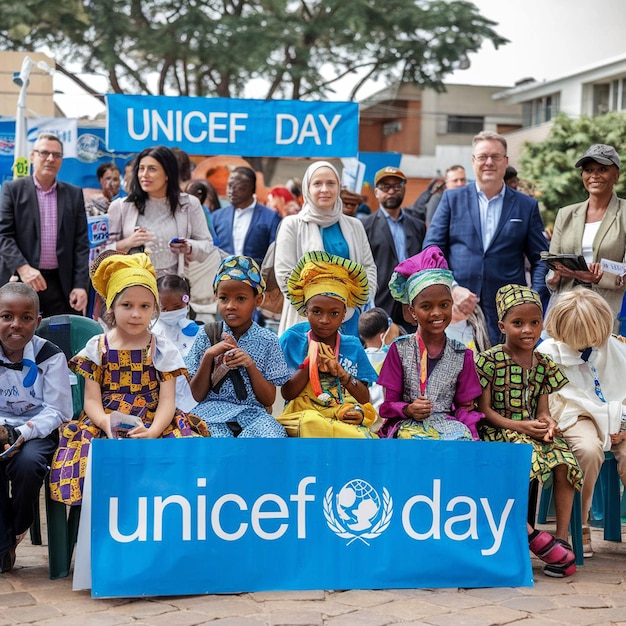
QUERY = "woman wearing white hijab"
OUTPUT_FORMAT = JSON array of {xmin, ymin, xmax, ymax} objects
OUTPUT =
[{"xmin": 274, "ymin": 161, "xmax": 377, "ymax": 336}]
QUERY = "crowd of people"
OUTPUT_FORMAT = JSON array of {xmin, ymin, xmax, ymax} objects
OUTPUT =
[{"xmin": 0, "ymin": 130, "xmax": 625, "ymax": 581}]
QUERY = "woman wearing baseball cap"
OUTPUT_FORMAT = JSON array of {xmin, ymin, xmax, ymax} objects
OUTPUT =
[{"xmin": 547, "ymin": 144, "xmax": 626, "ymax": 331}]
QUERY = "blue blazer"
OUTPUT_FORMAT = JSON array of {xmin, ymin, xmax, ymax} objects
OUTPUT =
[
  {"xmin": 212, "ymin": 202, "xmax": 281, "ymax": 266},
  {"xmin": 423, "ymin": 184, "xmax": 549, "ymax": 343}
]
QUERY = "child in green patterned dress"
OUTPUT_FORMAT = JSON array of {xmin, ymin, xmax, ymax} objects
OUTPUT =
[{"xmin": 475, "ymin": 284, "xmax": 582, "ymax": 578}]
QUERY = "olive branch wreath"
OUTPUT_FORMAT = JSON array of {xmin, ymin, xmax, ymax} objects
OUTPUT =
[{"xmin": 323, "ymin": 486, "xmax": 393, "ymax": 546}]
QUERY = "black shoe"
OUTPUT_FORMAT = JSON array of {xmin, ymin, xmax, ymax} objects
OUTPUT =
[{"xmin": 0, "ymin": 546, "xmax": 16, "ymax": 573}]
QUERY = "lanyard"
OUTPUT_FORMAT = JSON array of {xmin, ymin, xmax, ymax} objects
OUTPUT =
[
  {"xmin": 580, "ymin": 347, "xmax": 606, "ymax": 403},
  {"xmin": 417, "ymin": 333, "xmax": 428, "ymax": 396}
]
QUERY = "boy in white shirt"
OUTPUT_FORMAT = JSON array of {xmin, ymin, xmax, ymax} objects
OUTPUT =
[{"xmin": 0, "ymin": 283, "xmax": 72, "ymax": 572}]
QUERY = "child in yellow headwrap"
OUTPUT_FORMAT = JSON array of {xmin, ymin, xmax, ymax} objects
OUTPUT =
[
  {"xmin": 278, "ymin": 251, "xmax": 378, "ymax": 438},
  {"xmin": 50, "ymin": 252, "xmax": 202, "ymax": 507}
]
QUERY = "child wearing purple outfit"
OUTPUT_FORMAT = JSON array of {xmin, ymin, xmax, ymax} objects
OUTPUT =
[{"xmin": 377, "ymin": 246, "xmax": 483, "ymax": 440}]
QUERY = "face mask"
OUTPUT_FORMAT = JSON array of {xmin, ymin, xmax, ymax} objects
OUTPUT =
[{"xmin": 158, "ymin": 307, "xmax": 189, "ymax": 327}]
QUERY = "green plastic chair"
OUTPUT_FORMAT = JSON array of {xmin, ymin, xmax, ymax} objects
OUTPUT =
[{"xmin": 32, "ymin": 314, "xmax": 102, "ymax": 579}]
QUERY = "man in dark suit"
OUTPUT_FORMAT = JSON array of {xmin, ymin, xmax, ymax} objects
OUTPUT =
[
  {"xmin": 423, "ymin": 131, "xmax": 549, "ymax": 344},
  {"xmin": 0, "ymin": 133, "xmax": 89, "ymax": 317},
  {"xmin": 212, "ymin": 166, "xmax": 281, "ymax": 266},
  {"xmin": 362, "ymin": 167, "xmax": 426, "ymax": 327}
]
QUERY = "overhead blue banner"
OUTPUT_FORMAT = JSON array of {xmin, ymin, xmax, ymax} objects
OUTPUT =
[
  {"xmin": 106, "ymin": 95, "xmax": 359, "ymax": 158},
  {"xmin": 89, "ymin": 439, "xmax": 532, "ymax": 597}
]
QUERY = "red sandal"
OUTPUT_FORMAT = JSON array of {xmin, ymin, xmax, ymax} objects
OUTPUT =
[{"xmin": 528, "ymin": 530, "xmax": 574, "ymax": 565}]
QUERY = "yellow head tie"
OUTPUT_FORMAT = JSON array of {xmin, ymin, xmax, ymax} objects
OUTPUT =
[{"xmin": 91, "ymin": 252, "xmax": 159, "ymax": 309}]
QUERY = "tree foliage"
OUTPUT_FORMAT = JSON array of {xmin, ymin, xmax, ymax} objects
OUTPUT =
[
  {"xmin": 0, "ymin": 0, "xmax": 507, "ymax": 100},
  {"xmin": 519, "ymin": 112, "xmax": 626, "ymax": 228}
]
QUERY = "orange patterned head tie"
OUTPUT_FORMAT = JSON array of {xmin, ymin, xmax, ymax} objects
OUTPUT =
[{"xmin": 287, "ymin": 251, "xmax": 369, "ymax": 314}]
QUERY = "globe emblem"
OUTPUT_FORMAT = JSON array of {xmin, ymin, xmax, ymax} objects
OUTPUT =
[
  {"xmin": 76, "ymin": 133, "xmax": 101, "ymax": 163},
  {"xmin": 336, "ymin": 479, "xmax": 382, "ymax": 532}
]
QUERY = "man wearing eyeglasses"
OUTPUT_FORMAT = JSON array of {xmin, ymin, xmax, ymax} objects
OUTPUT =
[
  {"xmin": 362, "ymin": 166, "xmax": 426, "ymax": 328},
  {"xmin": 0, "ymin": 133, "xmax": 89, "ymax": 316},
  {"xmin": 423, "ymin": 131, "xmax": 548, "ymax": 344}
]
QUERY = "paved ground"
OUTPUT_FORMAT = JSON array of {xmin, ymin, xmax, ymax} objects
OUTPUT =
[{"xmin": 1, "ymin": 525, "xmax": 625, "ymax": 626}]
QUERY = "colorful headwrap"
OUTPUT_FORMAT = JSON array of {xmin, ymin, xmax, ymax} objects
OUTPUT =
[
  {"xmin": 388, "ymin": 246, "xmax": 454, "ymax": 305},
  {"xmin": 213, "ymin": 255, "xmax": 266, "ymax": 296},
  {"xmin": 287, "ymin": 251, "xmax": 369, "ymax": 314},
  {"xmin": 495, "ymin": 284, "xmax": 543, "ymax": 321},
  {"xmin": 91, "ymin": 252, "xmax": 159, "ymax": 309}
]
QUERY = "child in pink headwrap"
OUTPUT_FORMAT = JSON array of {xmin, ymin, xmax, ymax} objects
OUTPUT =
[{"xmin": 377, "ymin": 246, "xmax": 483, "ymax": 440}]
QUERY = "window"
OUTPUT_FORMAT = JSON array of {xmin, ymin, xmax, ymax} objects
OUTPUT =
[
  {"xmin": 593, "ymin": 84, "xmax": 610, "ymax": 115},
  {"xmin": 446, "ymin": 115, "xmax": 484, "ymax": 134},
  {"xmin": 521, "ymin": 93, "xmax": 560, "ymax": 127}
]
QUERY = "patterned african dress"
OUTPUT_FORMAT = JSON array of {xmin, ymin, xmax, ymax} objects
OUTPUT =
[
  {"xmin": 184, "ymin": 321, "xmax": 291, "ymax": 438},
  {"xmin": 49, "ymin": 333, "xmax": 196, "ymax": 506},
  {"xmin": 377, "ymin": 335, "xmax": 481, "ymax": 440},
  {"xmin": 475, "ymin": 345, "xmax": 583, "ymax": 489},
  {"xmin": 278, "ymin": 323, "xmax": 379, "ymax": 438}
]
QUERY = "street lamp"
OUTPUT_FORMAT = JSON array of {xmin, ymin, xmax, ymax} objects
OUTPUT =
[
  {"xmin": 12, "ymin": 57, "xmax": 56, "ymax": 180},
  {"xmin": 12, "ymin": 56, "xmax": 34, "ymax": 179}
]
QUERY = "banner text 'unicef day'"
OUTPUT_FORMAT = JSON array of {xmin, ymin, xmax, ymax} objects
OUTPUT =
[{"xmin": 106, "ymin": 95, "xmax": 359, "ymax": 158}]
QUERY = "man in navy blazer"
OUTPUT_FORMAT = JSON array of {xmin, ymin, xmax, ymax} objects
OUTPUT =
[
  {"xmin": 212, "ymin": 166, "xmax": 281, "ymax": 266},
  {"xmin": 0, "ymin": 133, "xmax": 89, "ymax": 317},
  {"xmin": 423, "ymin": 131, "xmax": 549, "ymax": 345}
]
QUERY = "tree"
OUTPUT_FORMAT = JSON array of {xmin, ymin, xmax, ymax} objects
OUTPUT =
[
  {"xmin": 519, "ymin": 112, "xmax": 626, "ymax": 228},
  {"xmin": 0, "ymin": 0, "xmax": 508, "ymax": 101}
]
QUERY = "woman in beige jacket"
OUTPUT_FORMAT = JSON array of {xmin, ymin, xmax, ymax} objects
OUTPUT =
[{"xmin": 547, "ymin": 144, "xmax": 626, "ymax": 331}]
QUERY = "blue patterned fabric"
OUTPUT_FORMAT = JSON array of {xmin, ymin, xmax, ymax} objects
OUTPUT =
[{"xmin": 184, "ymin": 322, "xmax": 290, "ymax": 437}]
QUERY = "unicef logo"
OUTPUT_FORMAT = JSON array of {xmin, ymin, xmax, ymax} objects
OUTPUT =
[
  {"xmin": 76, "ymin": 133, "xmax": 102, "ymax": 163},
  {"xmin": 324, "ymin": 479, "xmax": 393, "ymax": 546}
]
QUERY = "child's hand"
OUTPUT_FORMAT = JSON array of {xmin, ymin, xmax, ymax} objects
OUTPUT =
[
  {"xmin": 337, "ymin": 404, "xmax": 364, "ymax": 425},
  {"xmin": 208, "ymin": 333, "xmax": 238, "ymax": 358},
  {"xmin": 223, "ymin": 347, "xmax": 253, "ymax": 370},
  {"xmin": 317, "ymin": 343, "xmax": 340, "ymax": 377},
  {"xmin": 404, "ymin": 396, "xmax": 433, "ymax": 421},
  {"xmin": 518, "ymin": 419, "xmax": 550, "ymax": 441},
  {"xmin": 128, "ymin": 423, "xmax": 156, "ymax": 439},
  {"xmin": 318, "ymin": 355, "xmax": 340, "ymax": 377},
  {"xmin": 537, "ymin": 415, "xmax": 557, "ymax": 442},
  {"xmin": 98, "ymin": 415, "xmax": 113, "ymax": 439}
]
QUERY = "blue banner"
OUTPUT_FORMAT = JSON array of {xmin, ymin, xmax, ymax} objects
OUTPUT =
[
  {"xmin": 90, "ymin": 439, "xmax": 533, "ymax": 597},
  {"xmin": 0, "ymin": 121, "xmax": 133, "ymax": 189},
  {"xmin": 106, "ymin": 95, "xmax": 359, "ymax": 158}
]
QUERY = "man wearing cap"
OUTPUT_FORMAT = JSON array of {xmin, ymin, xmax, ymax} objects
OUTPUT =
[
  {"xmin": 424, "ymin": 131, "xmax": 549, "ymax": 345},
  {"xmin": 547, "ymin": 143, "xmax": 626, "ymax": 331},
  {"xmin": 340, "ymin": 188, "xmax": 362, "ymax": 217},
  {"xmin": 362, "ymin": 166, "xmax": 426, "ymax": 327}
]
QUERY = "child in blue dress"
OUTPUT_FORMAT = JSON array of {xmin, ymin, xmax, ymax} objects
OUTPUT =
[
  {"xmin": 184, "ymin": 256, "xmax": 290, "ymax": 437},
  {"xmin": 278, "ymin": 251, "xmax": 378, "ymax": 437}
]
